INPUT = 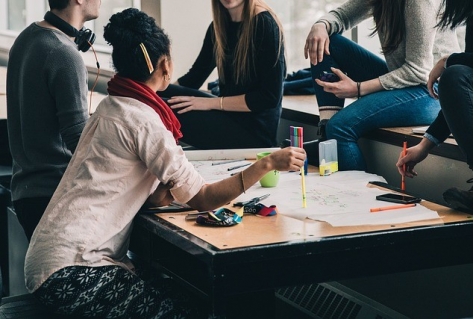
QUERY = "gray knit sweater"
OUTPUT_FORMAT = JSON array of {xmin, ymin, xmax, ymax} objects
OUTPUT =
[
  {"xmin": 319, "ymin": 0, "xmax": 460, "ymax": 89},
  {"xmin": 7, "ymin": 23, "xmax": 89, "ymax": 201}
]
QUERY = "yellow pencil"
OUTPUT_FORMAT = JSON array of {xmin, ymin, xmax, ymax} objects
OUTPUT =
[
  {"xmin": 291, "ymin": 126, "xmax": 307, "ymax": 208},
  {"xmin": 300, "ymin": 167, "xmax": 307, "ymax": 208}
]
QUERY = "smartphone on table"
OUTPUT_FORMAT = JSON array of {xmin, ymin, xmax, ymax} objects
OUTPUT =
[{"xmin": 376, "ymin": 193, "xmax": 421, "ymax": 204}]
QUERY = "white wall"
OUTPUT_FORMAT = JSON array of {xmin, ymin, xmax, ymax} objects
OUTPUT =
[
  {"xmin": 356, "ymin": 19, "xmax": 383, "ymax": 59},
  {"xmin": 159, "ymin": 2, "xmax": 380, "ymax": 87},
  {"xmin": 160, "ymin": 1, "xmax": 216, "ymax": 85}
]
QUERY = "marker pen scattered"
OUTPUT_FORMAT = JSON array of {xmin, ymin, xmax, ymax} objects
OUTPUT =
[{"xmin": 370, "ymin": 203, "xmax": 416, "ymax": 213}]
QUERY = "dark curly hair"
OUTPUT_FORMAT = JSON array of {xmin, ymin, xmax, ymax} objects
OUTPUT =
[
  {"xmin": 103, "ymin": 8, "xmax": 171, "ymax": 82},
  {"xmin": 48, "ymin": 0, "xmax": 70, "ymax": 10}
]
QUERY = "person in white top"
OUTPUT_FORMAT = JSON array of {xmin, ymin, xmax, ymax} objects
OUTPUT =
[{"xmin": 24, "ymin": 7, "xmax": 306, "ymax": 319}]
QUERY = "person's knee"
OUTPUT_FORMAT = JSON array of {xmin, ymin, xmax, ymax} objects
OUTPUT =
[
  {"xmin": 438, "ymin": 65, "xmax": 472, "ymax": 96},
  {"xmin": 328, "ymin": 33, "xmax": 346, "ymax": 47},
  {"xmin": 326, "ymin": 117, "xmax": 352, "ymax": 140},
  {"xmin": 325, "ymin": 119, "xmax": 336, "ymax": 138}
]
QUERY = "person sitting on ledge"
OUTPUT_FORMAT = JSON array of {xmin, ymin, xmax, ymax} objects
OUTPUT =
[
  {"xmin": 159, "ymin": 0, "xmax": 286, "ymax": 150},
  {"xmin": 304, "ymin": 0, "xmax": 459, "ymax": 171},
  {"xmin": 396, "ymin": 0, "xmax": 472, "ymax": 213}
]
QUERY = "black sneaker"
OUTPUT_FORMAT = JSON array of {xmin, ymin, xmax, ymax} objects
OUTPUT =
[
  {"xmin": 303, "ymin": 139, "xmax": 321, "ymax": 166},
  {"xmin": 442, "ymin": 179, "xmax": 473, "ymax": 213},
  {"xmin": 317, "ymin": 119, "xmax": 328, "ymax": 140}
]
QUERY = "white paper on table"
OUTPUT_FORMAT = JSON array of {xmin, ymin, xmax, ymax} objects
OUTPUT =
[
  {"xmin": 190, "ymin": 163, "xmax": 442, "ymax": 226},
  {"xmin": 263, "ymin": 171, "xmax": 440, "ymax": 226},
  {"xmin": 191, "ymin": 159, "xmax": 253, "ymax": 183},
  {"xmin": 185, "ymin": 148, "xmax": 280, "ymax": 161}
]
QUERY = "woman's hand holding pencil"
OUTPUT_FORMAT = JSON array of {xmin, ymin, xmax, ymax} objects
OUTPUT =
[
  {"xmin": 401, "ymin": 140, "xmax": 407, "ymax": 191},
  {"xmin": 290, "ymin": 126, "xmax": 307, "ymax": 208},
  {"xmin": 396, "ymin": 139, "xmax": 433, "ymax": 179}
]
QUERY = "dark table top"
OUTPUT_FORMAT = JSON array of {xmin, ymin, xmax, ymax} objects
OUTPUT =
[{"xmin": 130, "ymin": 199, "xmax": 472, "ymax": 315}]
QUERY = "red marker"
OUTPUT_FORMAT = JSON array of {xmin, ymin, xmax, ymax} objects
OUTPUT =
[
  {"xmin": 370, "ymin": 203, "xmax": 416, "ymax": 213},
  {"xmin": 401, "ymin": 140, "xmax": 407, "ymax": 191}
]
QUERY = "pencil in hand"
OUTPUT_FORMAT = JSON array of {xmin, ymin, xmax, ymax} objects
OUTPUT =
[
  {"xmin": 290, "ymin": 126, "xmax": 307, "ymax": 208},
  {"xmin": 401, "ymin": 140, "xmax": 407, "ymax": 191}
]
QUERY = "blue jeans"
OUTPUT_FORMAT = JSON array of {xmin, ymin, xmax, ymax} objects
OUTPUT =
[{"xmin": 310, "ymin": 34, "xmax": 441, "ymax": 171}]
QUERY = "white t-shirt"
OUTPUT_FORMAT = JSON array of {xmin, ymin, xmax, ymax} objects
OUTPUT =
[{"xmin": 24, "ymin": 95, "xmax": 205, "ymax": 292}]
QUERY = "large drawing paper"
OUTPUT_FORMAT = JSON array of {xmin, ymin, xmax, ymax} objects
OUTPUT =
[{"xmin": 191, "ymin": 161, "xmax": 441, "ymax": 226}]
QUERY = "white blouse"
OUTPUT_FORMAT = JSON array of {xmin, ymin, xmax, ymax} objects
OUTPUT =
[{"xmin": 25, "ymin": 95, "xmax": 205, "ymax": 292}]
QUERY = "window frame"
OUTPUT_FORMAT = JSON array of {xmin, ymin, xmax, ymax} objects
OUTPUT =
[{"xmin": 0, "ymin": 1, "xmax": 389, "ymax": 79}]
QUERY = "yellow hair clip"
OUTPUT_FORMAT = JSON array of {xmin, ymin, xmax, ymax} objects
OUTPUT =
[{"xmin": 139, "ymin": 43, "xmax": 154, "ymax": 74}]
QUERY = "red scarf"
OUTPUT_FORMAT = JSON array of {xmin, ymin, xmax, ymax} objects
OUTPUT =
[{"xmin": 107, "ymin": 74, "xmax": 182, "ymax": 142}]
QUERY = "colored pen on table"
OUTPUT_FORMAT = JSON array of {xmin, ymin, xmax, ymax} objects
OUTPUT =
[
  {"xmin": 212, "ymin": 159, "xmax": 246, "ymax": 166},
  {"xmin": 370, "ymin": 203, "xmax": 416, "ymax": 213},
  {"xmin": 298, "ymin": 128, "xmax": 307, "ymax": 208},
  {"xmin": 230, "ymin": 171, "xmax": 247, "ymax": 176},
  {"xmin": 227, "ymin": 163, "xmax": 251, "ymax": 171},
  {"xmin": 401, "ymin": 140, "xmax": 407, "ymax": 191},
  {"xmin": 290, "ymin": 126, "xmax": 307, "ymax": 208},
  {"xmin": 301, "ymin": 167, "xmax": 307, "ymax": 208}
]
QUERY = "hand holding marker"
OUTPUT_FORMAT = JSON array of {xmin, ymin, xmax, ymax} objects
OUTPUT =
[{"xmin": 290, "ymin": 126, "xmax": 307, "ymax": 208}]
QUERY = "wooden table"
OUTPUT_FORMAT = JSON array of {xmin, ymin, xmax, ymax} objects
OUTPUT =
[{"xmin": 130, "ymin": 184, "xmax": 472, "ymax": 317}]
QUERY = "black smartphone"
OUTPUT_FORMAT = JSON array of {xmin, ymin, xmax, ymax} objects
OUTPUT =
[
  {"xmin": 376, "ymin": 193, "xmax": 421, "ymax": 204},
  {"xmin": 320, "ymin": 71, "xmax": 340, "ymax": 82}
]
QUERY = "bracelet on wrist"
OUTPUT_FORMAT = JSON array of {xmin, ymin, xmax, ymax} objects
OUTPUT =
[{"xmin": 356, "ymin": 82, "xmax": 361, "ymax": 99}]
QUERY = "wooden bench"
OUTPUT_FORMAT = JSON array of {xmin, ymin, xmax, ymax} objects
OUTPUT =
[
  {"xmin": 280, "ymin": 95, "xmax": 463, "ymax": 161},
  {"xmin": 365, "ymin": 126, "xmax": 465, "ymax": 162},
  {"xmin": 280, "ymin": 95, "xmax": 470, "ymax": 206},
  {"xmin": 281, "ymin": 95, "xmax": 319, "ymax": 125}
]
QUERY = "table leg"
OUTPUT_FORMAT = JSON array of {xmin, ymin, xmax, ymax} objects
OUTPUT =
[{"xmin": 209, "ymin": 289, "xmax": 275, "ymax": 319}]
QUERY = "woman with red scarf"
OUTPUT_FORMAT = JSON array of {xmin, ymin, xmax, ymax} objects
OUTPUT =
[{"xmin": 23, "ymin": 8, "xmax": 305, "ymax": 319}]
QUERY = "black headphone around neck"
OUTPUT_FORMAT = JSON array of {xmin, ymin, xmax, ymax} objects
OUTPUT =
[{"xmin": 44, "ymin": 11, "xmax": 96, "ymax": 52}]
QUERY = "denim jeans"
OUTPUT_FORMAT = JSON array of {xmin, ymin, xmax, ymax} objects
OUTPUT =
[
  {"xmin": 310, "ymin": 34, "xmax": 441, "ymax": 171},
  {"xmin": 438, "ymin": 64, "xmax": 473, "ymax": 169}
]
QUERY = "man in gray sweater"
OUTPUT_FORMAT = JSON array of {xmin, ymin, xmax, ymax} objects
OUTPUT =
[{"xmin": 7, "ymin": 0, "xmax": 101, "ymax": 240}]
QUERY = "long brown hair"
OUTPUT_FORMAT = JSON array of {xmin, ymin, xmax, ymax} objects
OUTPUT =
[
  {"xmin": 211, "ymin": 0, "xmax": 284, "ymax": 85},
  {"xmin": 436, "ymin": 0, "xmax": 472, "ymax": 29},
  {"xmin": 370, "ymin": 0, "xmax": 406, "ymax": 55}
]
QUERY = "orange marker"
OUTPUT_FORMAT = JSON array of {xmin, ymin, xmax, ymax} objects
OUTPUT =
[
  {"xmin": 401, "ymin": 140, "xmax": 407, "ymax": 191},
  {"xmin": 370, "ymin": 203, "xmax": 416, "ymax": 213}
]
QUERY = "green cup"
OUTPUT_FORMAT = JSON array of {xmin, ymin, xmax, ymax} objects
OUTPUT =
[{"xmin": 256, "ymin": 152, "xmax": 280, "ymax": 187}]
